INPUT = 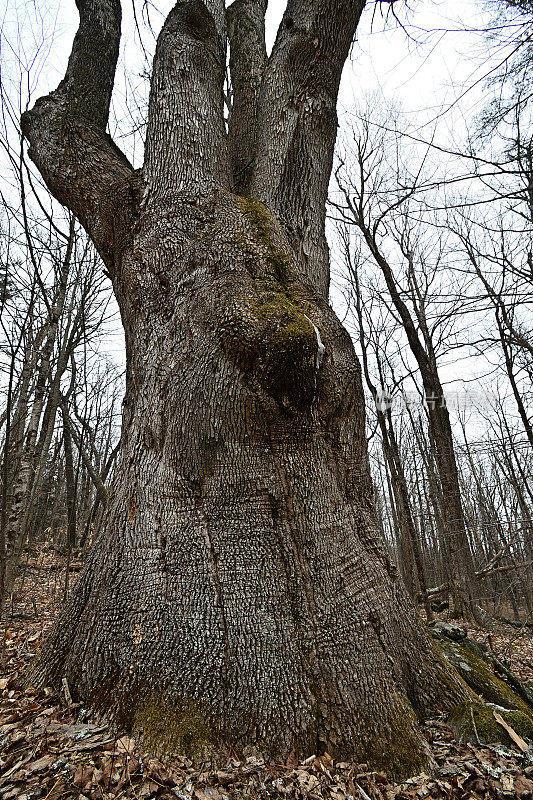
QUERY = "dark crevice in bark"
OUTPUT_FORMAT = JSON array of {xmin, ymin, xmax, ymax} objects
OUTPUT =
[{"xmin": 194, "ymin": 490, "xmax": 231, "ymax": 725}]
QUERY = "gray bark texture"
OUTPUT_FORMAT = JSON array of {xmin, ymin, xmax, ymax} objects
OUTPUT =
[{"xmin": 21, "ymin": 0, "xmax": 472, "ymax": 777}]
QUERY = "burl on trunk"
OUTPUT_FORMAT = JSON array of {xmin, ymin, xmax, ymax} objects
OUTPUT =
[{"xmin": 21, "ymin": 0, "xmax": 471, "ymax": 777}]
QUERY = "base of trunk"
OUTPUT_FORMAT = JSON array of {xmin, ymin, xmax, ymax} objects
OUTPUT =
[{"xmin": 27, "ymin": 494, "xmax": 471, "ymax": 779}]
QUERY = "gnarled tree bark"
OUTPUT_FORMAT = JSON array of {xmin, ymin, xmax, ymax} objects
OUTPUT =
[{"xmin": 21, "ymin": 0, "xmax": 472, "ymax": 777}]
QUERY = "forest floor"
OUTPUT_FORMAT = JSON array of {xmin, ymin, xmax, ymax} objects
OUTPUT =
[{"xmin": 1, "ymin": 552, "xmax": 533, "ymax": 800}]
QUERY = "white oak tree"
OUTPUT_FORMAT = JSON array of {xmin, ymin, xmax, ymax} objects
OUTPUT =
[{"xmin": 21, "ymin": 0, "xmax": 471, "ymax": 775}]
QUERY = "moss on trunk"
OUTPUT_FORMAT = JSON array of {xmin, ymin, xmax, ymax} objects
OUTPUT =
[{"xmin": 133, "ymin": 695, "xmax": 212, "ymax": 759}]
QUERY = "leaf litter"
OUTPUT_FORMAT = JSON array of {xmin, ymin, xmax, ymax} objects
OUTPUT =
[{"xmin": 2, "ymin": 553, "xmax": 533, "ymax": 800}]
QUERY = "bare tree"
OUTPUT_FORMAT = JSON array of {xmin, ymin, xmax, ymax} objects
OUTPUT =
[
  {"xmin": 0, "ymin": 94, "xmax": 122, "ymax": 599},
  {"xmin": 16, "ymin": 0, "xmax": 471, "ymax": 774},
  {"xmin": 340, "ymin": 228, "xmax": 433, "ymax": 618},
  {"xmin": 334, "ymin": 117, "xmax": 484, "ymax": 623}
]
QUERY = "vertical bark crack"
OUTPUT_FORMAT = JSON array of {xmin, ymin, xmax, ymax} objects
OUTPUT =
[
  {"xmin": 195, "ymin": 494, "xmax": 231, "ymax": 723},
  {"xmin": 265, "ymin": 424, "xmax": 324, "ymax": 753}
]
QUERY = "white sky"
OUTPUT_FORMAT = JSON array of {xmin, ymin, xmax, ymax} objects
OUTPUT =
[{"xmin": 2, "ymin": 0, "xmax": 494, "ymax": 140}]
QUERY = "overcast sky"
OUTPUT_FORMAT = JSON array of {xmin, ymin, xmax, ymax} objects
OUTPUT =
[{"xmin": 2, "ymin": 0, "xmax": 494, "ymax": 144}]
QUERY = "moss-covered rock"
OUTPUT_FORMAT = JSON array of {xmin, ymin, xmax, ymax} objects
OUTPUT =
[
  {"xmin": 448, "ymin": 701, "xmax": 533, "ymax": 747},
  {"xmin": 432, "ymin": 626, "xmax": 533, "ymax": 718}
]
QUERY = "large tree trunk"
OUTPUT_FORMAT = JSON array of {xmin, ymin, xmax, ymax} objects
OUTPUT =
[
  {"xmin": 27, "ymin": 192, "xmax": 470, "ymax": 773},
  {"xmin": 21, "ymin": 0, "xmax": 472, "ymax": 778}
]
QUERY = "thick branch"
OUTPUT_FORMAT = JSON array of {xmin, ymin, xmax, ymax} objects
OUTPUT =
[
  {"xmin": 204, "ymin": 0, "xmax": 227, "ymax": 37},
  {"xmin": 250, "ymin": 0, "xmax": 366, "ymax": 297},
  {"xmin": 227, "ymin": 0, "xmax": 267, "ymax": 193},
  {"xmin": 60, "ymin": 0, "xmax": 121, "ymax": 127},
  {"xmin": 21, "ymin": 0, "xmax": 134, "ymax": 269},
  {"xmin": 144, "ymin": 0, "xmax": 230, "ymax": 200}
]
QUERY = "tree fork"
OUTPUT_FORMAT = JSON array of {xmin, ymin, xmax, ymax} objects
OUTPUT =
[{"xmin": 22, "ymin": 0, "xmax": 474, "ymax": 777}]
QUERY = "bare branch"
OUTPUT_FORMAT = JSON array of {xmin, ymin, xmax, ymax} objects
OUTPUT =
[
  {"xmin": 250, "ymin": 0, "xmax": 366, "ymax": 297},
  {"xmin": 20, "ymin": 0, "xmax": 134, "ymax": 270},
  {"xmin": 227, "ymin": 0, "xmax": 267, "ymax": 193}
]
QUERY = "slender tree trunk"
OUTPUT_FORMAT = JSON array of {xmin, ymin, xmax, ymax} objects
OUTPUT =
[
  {"xmin": 395, "ymin": 303, "xmax": 480, "ymax": 620},
  {"xmin": 345, "ymin": 241, "xmax": 431, "ymax": 613},
  {"xmin": 61, "ymin": 399, "xmax": 77, "ymax": 599},
  {"xmin": 425, "ymin": 397, "xmax": 482, "ymax": 621},
  {"xmin": 2, "ymin": 239, "xmax": 72, "ymax": 599},
  {"xmin": 497, "ymin": 315, "xmax": 533, "ymax": 449},
  {"xmin": 383, "ymin": 421, "xmax": 433, "ymax": 619},
  {"xmin": 0, "ymin": 351, "xmax": 16, "ymax": 606}
]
